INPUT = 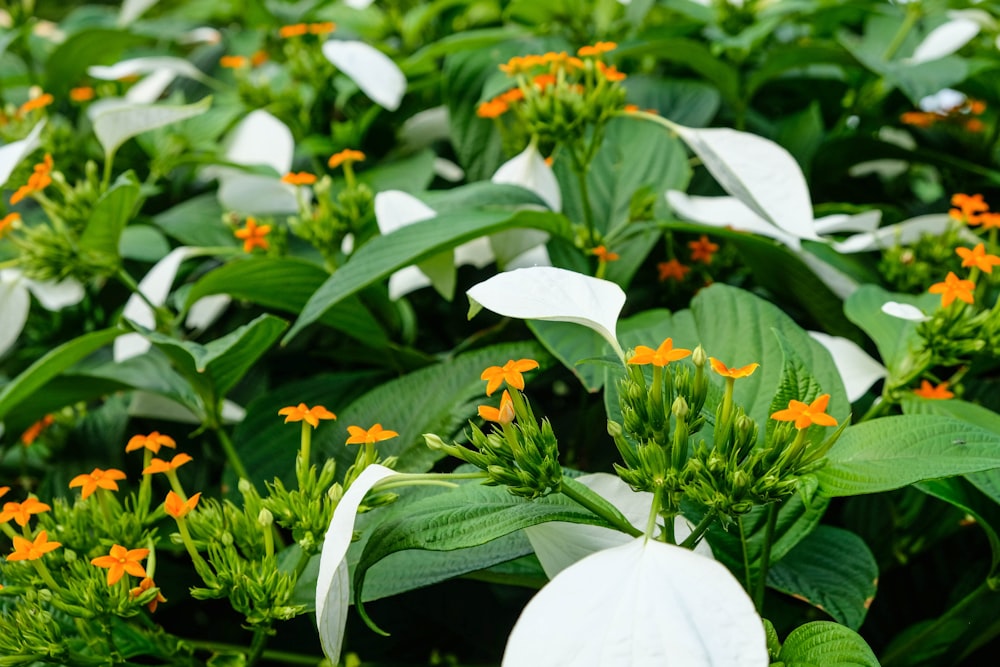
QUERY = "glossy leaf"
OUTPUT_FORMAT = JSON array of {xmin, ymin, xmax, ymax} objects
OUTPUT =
[
  {"xmin": 78, "ymin": 171, "xmax": 141, "ymax": 258},
  {"xmin": 778, "ymin": 621, "xmax": 879, "ymax": 666},
  {"xmin": 93, "ymin": 97, "xmax": 211, "ymax": 160}
]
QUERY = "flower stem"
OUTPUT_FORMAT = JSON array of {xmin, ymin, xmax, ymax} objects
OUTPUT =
[
  {"xmin": 679, "ymin": 509, "xmax": 717, "ymax": 549},
  {"xmin": 752, "ymin": 503, "xmax": 779, "ymax": 613},
  {"xmin": 883, "ymin": 4, "xmax": 921, "ymax": 61},
  {"xmin": 644, "ymin": 484, "xmax": 664, "ymax": 543},
  {"xmin": 216, "ymin": 427, "xmax": 250, "ymax": 482},
  {"xmin": 559, "ymin": 478, "xmax": 643, "ymax": 538}
]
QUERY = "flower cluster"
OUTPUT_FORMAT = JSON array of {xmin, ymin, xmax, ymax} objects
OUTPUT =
[
  {"xmin": 901, "ymin": 97, "xmax": 986, "ymax": 133},
  {"xmin": 657, "ymin": 234, "xmax": 722, "ymax": 284}
]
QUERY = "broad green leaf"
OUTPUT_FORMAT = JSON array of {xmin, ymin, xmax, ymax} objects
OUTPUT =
[
  {"xmin": 78, "ymin": 171, "xmax": 141, "ymax": 258},
  {"xmin": 44, "ymin": 29, "xmax": 148, "ymax": 96},
  {"xmin": 768, "ymin": 330, "xmax": 829, "ymax": 443},
  {"xmin": 0, "ymin": 328, "xmax": 122, "ymax": 422},
  {"xmin": 119, "ymin": 225, "xmax": 170, "ymax": 262},
  {"xmin": 313, "ymin": 341, "xmax": 552, "ymax": 481},
  {"xmin": 185, "ymin": 258, "xmax": 389, "ymax": 347},
  {"xmin": 528, "ymin": 320, "xmax": 609, "ymax": 392},
  {"xmin": 816, "ymin": 415, "xmax": 1000, "ymax": 497},
  {"xmin": 767, "ymin": 526, "xmax": 878, "ymax": 631},
  {"xmin": 901, "ymin": 395, "xmax": 1000, "ymax": 436},
  {"xmin": 93, "ymin": 97, "xmax": 211, "ymax": 161},
  {"xmin": 778, "ymin": 621, "xmax": 879, "ymax": 666},
  {"xmin": 443, "ymin": 47, "xmax": 505, "ymax": 182},
  {"xmin": 616, "ymin": 39, "xmax": 741, "ymax": 110},
  {"xmin": 84, "ymin": 353, "xmax": 204, "ymax": 418},
  {"xmin": 845, "ymin": 285, "xmax": 935, "ymax": 382},
  {"xmin": 358, "ymin": 149, "xmax": 436, "ymax": 194},
  {"xmin": 407, "ymin": 27, "xmax": 531, "ymax": 71},
  {"xmin": 917, "ymin": 477, "xmax": 1000, "ymax": 573},
  {"xmin": 152, "ymin": 193, "xmax": 234, "ymax": 247},
  {"xmin": 1, "ymin": 375, "xmax": 128, "ymax": 439},
  {"xmin": 623, "ymin": 76, "xmax": 721, "ymax": 128},
  {"xmin": 284, "ymin": 210, "xmax": 572, "ymax": 344}
]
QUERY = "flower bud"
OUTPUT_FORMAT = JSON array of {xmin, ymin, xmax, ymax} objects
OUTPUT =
[
  {"xmin": 692, "ymin": 345, "xmax": 707, "ymax": 368},
  {"xmin": 672, "ymin": 396, "xmax": 689, "ymax": 420},
  {"xmin": 257, "ymin": 508, "xmax": 274, "ymax": 527}
]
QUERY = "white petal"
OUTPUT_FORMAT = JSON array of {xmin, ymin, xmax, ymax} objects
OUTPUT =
[
  {"xmin": 947, "ymin": 9, "xmax": 997, "ymax": 30},
  {"xmin": 466, "ymin": 267, "xmax": 625, "ymax": 360},
  {"xmin": 666, "ymin": 191, "xmax": 799, "ymax": 248},
  {"xmin": 179, "ymin": 27, "xmax": 222, "ymax": 45},
  {"xmin": 918, "ymin": 88, "xmax": 966, "ymax": 113},
  {"xmin": 388, "ymin": 265, "xmax": 433, "ymax": 300},
  {"xmin": 433, "ymin": 157, "xmax": 465, "ymax": 182},
  {"xmin": 115, "ymin": 247, "xmax": 193, "ymax": 362},
  {"xmin": 797, "ymin": 251, "xmax": 860, "ymax": 300},
  {"xmin": 505, "ymin": 244, "xmax": 552, "ymax": 269},
  {"xmin": 670, "ymin": 125, "xmax": 818, "ymax": 242},
  {"xmin": 907, "ymin": 19, "xmax": 980, "ymax": 64},
  {"xmin": 374, "ymin": 190, "xmax": 436, "ymax": 234},
  {"xmin": 813, "ymin": 210, "xmax": 882, "ymax": 235},
  {"xmin": 489, "ymin": 229, "xmax": 548, "ymax": 267},
  {"xmin": 316, "ymin": 464, "xmax": 398, "ymax": 663},
  {"xmin": 0, "ymin": 271, "xmax": 30, "ymax": 358},
  {"xmin": 401, "ymin": 107, "xmax": 452, "ymax": 150},
  {"xmin": 88, "ymin": 56, "xmax": 205, "ymax": 84},
  {"xmin": 24, "ymin": 277, "xmax": 85, "ymax": 310},
  {"xmin": 93, "ymin": 97, "xmax": 210, "ymax": 159},
  {"xmin": 881, "ymin": 301, "xmax": 930, "ymax": 322},
  {"xmin": 454, "ymin": 237, "xmax": 496, "ymax": 269},
  {"xmin": 831, "ymin": 214, "xmax": 960, "ymax": 253},
  {"xmin": 124, "ymin": 69, "xmax": 178, "ymax": 104},
  {"xmin": 186, "ymin": 294, "xmax": 231, "ymax": 332},
  {"xmin": 127, "ymin": 391, "xmax": 245, "ymax": 424},
  {"xmin": 223, "ymin": 110, "xmax": 294, "ymax": 175},
  {"xmin": 0, "ymin": 120, "xmax": 45, "ymax": 189},
  {"xmin": 808, "ymin": 331, "xmax": 887, "ymax": 403},
  {"xmin": 322, "ymin": 41, "xmax": 406, "ymax": 111},
  {"xmin": 492, "ymin": 143, "xmax": 562, "ymax": 212},
  {"xmin": 217, "ymin": 174, "xmax": 299, "ymax": 214},
  {"xmin": 118, "ymin": 0, "xmax": 159, "ymax": 25},
  {"xmin": 502, "ymin": 539, "xmax": 768, "ymax": 667}
]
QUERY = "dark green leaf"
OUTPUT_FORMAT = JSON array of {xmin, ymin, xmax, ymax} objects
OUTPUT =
[
  {"xmin": 778, "ymin": 621, "xmax": 880, "ymax": 666},
  {"xmin": 79, "ymin": 171, "xmax": 141, "ymax": 259}
]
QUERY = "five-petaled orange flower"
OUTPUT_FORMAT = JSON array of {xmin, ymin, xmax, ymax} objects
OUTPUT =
[
  {"xmin": 628, "ymin": 338, "xmax": 692, "ymax": 367},
  {"xmin": 10, "ymin": 154, "xmax": 53, "ymax": 205},
  {"xmin": 234, "ymin": 217, "xmax": 271, "ymax": 253},
  {"xmin": 688, "ymin": 235, "xmax": 719, "ymax": 264},
  {"xmin": 219, "ymin": 55, "xmax": 248, "ymax": 69},
  {"xmin": 18, "ymin": 93, "xmax": 54, "ymax": 115},
  {"xmin": 913, "ymin": 380, "xmax": 954, "ymax": 400},
  {"xmin": 928, "ymin": 271, "xmax": 975, "ymax": 307},
  {"xmin": 956, "ymin": 243, "xmax": 1000, "ymax": 274},
  {"xmin": 657, "ymin": 259, "xmax": 690, "ymax": 282},
  {"xmin": 771, "ymin": 394, "xmax": 838, "ymax": 430},
  {"xmin": 346, "ymin": 424, "xmax": 399, "ymax": 445},
  {"xmin": 328, "ymin": 149, "xmax": 366, "ymax": 169},
  {"xmin": 476, "ymin": 98, "xmax": 508, "ymax": 119},
  {"xmin": 478, "ymin": 390, "xmax": 515, "ymax": 424},
  {"xmin": 481, "ymin": 359, "xmax": 540, "ymax": 396},
  {"xmin": 278, "ymin": 403, "xmax": 336, "ymax": 428},
  {"xmin": 0, "ymin": 212, "xmax": 20, "ymax": 238},
  {"xmin": 281, "ymin": 172, "xmax": 317, "ymax": 186},
  {"xmin": 950, "ymin": 193, "xmax": 989, "ymax": 224},
  {"xmin": 70, "ymin": 86, "xmax": 95, "ymax": 102},
  {"xmin": 0, "ymin": 497, "xmax": 51, "ymax": 527},
  {"xmin": 279, "ymin": 23, "xmax": 309, "ymax": 38},
  {"xmin": 142, "ymin": 453, "xmax": 193, "ymax": 475},
  {"xmin": 164, "ymin": 490, "xmax": 202, "ymax": 519},
  {"xmin": 709, "ymin": 358, "xmax": 760, "ymax": 379},
  {"xmin": 91, "ymin": 545, "xmax": 149, "ymax": 586},
  {"xmin": 591, "ymin": 246, "xmax": 619, "ymax": 262},
  {"xmin": 597, "ymin": 62, "xmax": 626, "ymax": 81},
  {"xmin": 7, "ymin": 530, "xmax": 60, "ymax": 562},
  {"xmin": 20, "ymin": 413, "xmax": 54, "ymax": 445},
  {"xmin": 130, "ymin": 576, "xmax": 167, "ymax": 613},
  {"xmin": 69, "ymin": 468, "xmax": 127, "ymax": 500},
  {"xmin": 126, "ymin": 431, "xmax": 177, "ymax": 454},
  {"xmin": 577, "ymin": 41, "xmax": 617, "ymax": 57}
]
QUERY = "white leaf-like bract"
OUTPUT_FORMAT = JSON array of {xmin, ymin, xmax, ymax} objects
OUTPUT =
[
  {"xmin": 918, "ymin": 88, "xmax": 966, "ymax": 113},
  {"xmin": 433, "ymin": 157, "xmax": 464, "ymax": 182},
  {"xmin": 23, "ymin": 277, "xmax": 85, "ymax": 311},
  {"xmin": 0, "ymin": 271, "xmax": 31, "ymax": 359},
  {"xmin": 375, "ymin": 190, "xmax": 436, "ymax": 233},
  {"xmin": 217, "ymin": 174, "xmax": 299, "ymax": 215},
  {"xmin": 88, "ymin": 57, "xmax": 206, "ymax": 85},
  {"xmin": 186, "ymin": 294, "xmax": 231, "ymax": 332},
  {"xmin": 831, "ymin": 214, "xmax": 968, "ymax": 253},
  {"xmin": 502, "ymin": 538, "xmax": 768, "ymax": 667},
  {"xmin": 316, "ymin": 464, "xmax": 397, "ymax": 664},
  {"xmin": 222, "ymin": 110, "xmax": 294, "ymax": 175},
  {"xmin": 907, "ymin": 19, "xmax": 980, "ymax": 64},
  {"xmin": 322, "ymin": 41, "xmax": 406, "ymax": 111},
  {"xmin": 881, "ymin": 301, "xmax": 930, "ymax": 322},
  {"xmin": 670, "ymin": 125, "xmax": 818, "ymax": 242},
  {"xmin": 118, "ymin": 0, "xmax": 159, "ymax": 25},
  {"xmin": 115, "ymin": 248, "xmax": 193, "ymax": 362},
  {"xmin": 813, "ymin": 211, "xmax": 882, "ymax": 235},
  {"xmin": 492, "ymin": 142, "xmax": 562, "ymax": 212},
  {"xmin": 466, "ymin": 267, "xmax": 625, "ymax": 360},
  {"xmin": 127, "ymin": 392, "xmax": 246, "ymax": 424},
  {"xmin": 0, "ymin": 120, "xmax": 45, "ymax": 189},
  {"xmin": 666, "ymin": 191, "xmax": 798, "ymax": 247},
  {"xmin": 808, "ymin": 331, "xmax": 887, "ymax": 403},
  {"xmin": 93, "ymin": 97, "xmax": 210, "ymax": 159}
]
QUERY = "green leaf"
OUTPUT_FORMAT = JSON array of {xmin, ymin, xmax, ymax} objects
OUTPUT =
[
  {"xmin": 616, "ymin": 39, "xmax": 741, "ymax": 111},
  {"xmin": 84, "ymin": 353, "xmax": 204, "ymax": 419},
  {"xmin": 78, "ymin": 171, "xmax": 141, "ymax": 259},
  {"xmin": 768, "ymin": 526, "xmax": 878, "ymax": 630},
  {"xmin": 778, "ymin": 621, "xmax": 880, "ymax": 666},
  {"xmin": 0, "ymin": 328, "xmax": 122, "ymax": 422},
  {"xmin": 185, "ymin": 257, "xmax": 388, "ymax": 347},
  {"xmin": 443, "ymin": 48, "xmax": 506, "ymax": 182},
  {"xmin": 845, "ymin": 285, "xmax": 935, "ymax": 381},
  {"xmin": 119, "ymin": 225, "xmax": 170, "ymax": 262},
  {"xmin": 528, "ymin": 320, "xmax": 608, "ymax": 392},
  {"xmin": 768, "ymin": 330, "xmax": 830, "ymax": 443},
  {"xmin": 2, "ymin": 375, "xmax": 128, "ymax": 438},
  {"xmin": 623, "ymin": 76, "xmax": 721, "ymax": 128},
  {"xmin": 44, "ymin": 29, "xmax": 148, "ymax": 96},
  {"xmin": 357, "ymin": 149, "xmax": 436, "ymax": 194},
  {"xmin": 284, "ymin": 210, "xmax": 573, "ymax": 344},
  {"xmin": 917, "ymin": 477, "xmax": 1000, "ymax": 573},
  {"xmin": 816, "ymin": 415, "xmax": 1000, "ymax": 497},
  {"xmin": 313, "ymin": 341, "xmax": 552, "ymax": 481},
  {"xmin": 93, "ymin": 97, "xmax": 212, "ymax": 161},
  {"xmin": 152, "ymin": 193, "xmax": 234, "ymax": 247}
]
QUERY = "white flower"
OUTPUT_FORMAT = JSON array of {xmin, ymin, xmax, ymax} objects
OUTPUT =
[
  {"xmin": 808, "ymin": 331, "xmax": 888, "ymax": 403},
  {"xmin": 0, "ymin": 270, "xmax": 85, "ymax": 358},
  {"xmin": 881, "ymin": 301, "xmax": 930, "ymax": 322},
  {"xmin": 491, "ymin": 141, "xmax": 562, "ymax": 212},
  {"xmin": 322, "ymin": 41, "xmax": 406, "ymax": 111}
]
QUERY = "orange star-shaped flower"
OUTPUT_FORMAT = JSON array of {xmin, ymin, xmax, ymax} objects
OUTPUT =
[
  {"xmin": 281, "ymin": 171, "xmax": 317, "ymax": 186},
  {"xmin": 577, "ymin": 41, "xmax": 617, "ymax": 57},
  {"xmin": 956, "ymin": 243, "xmax": 1000, "ymax": 274},
  {"xmin": 328, "ymin": 149, "xmax": 366, "ymax": 170},
  {"xmin": 950, "ymin": 193, "xmax": 990, "ymax": 224},
  {"xmin": 688, "ymin": 235, "xmax": 719, "ymax": 264},
  {"xmin": 277, "ymin": 403, "xmax": 337, "ymax": 428},
  {"xmin": 126, "ymin": 431, "xmax": 177, "ymax": 454},
  {"xmin": 590, "ymin": 246, "xmax": 620, "ymax": 262},
  {"xmin": 628, "ymin": 338, "xmax": 692, "ymax": 367},
  {"xmin": 0, "ymin": 497, "xmax": 51, "ymax": 527},
  {"xmin": 69, "ymin": 468, "xmax": 127, "ymax": 500},
  {"xmin": 164, "ymin": 491, "xmax": 202, "ymax": 519},
  {"xmin": 130, "ymin": 576, "xmax": 167, "ymax": 613},
  {"xmin": 478, "ymin": 390, "xmax": 515, "ymax": 424},
  {"xmin": 771, "ymin": 394, "xmax": 838, "ymax": 429},
  {"xmin": 142, "ymin": 453, "xmax": 193, "ymax": 476},
  {"xmin": 709, "ymin": 357, "xmax": 760, "ymax": 379},
  {"xmin": 7, "ymin": 530, "xmax": 60, "ymax": 562},
  {"xmin": 657, "ymin": 259, "xmax": 690, "ymax": 282},
  {"xmin": 0, "ymin": 212, "xmax": 19, "ymax": 239},
  {"xmin": 279, "ymin": 23, "xmax": 308, "ymax": 38},
  {"xmin": 20, "ymin": 414, "xmax": 54, "ymax": 445},
  {"xmin": 234, "ymin": 217, "xmax": 271, "ymax": 253},
  {"xmin": 912, "ymin": 380, "xmax": 954, "ymax": 400},
  {"xmin": 91, "ymin": 544, "xmax": 150, "ymax": 586},
  {"xmin": 928, "ymin": 271, "xmax": 975, "ymax": 307},
  {"xmin": 480, "ymin": 359, "xmax": 540, "ymax": 396},
  {"xmin": 346, "ymin": 424, "xmax": 399, "ymax": 445}
]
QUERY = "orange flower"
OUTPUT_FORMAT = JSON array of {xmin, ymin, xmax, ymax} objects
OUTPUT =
[
  {"xmin": 69, "ymin": 86, "xmax": 95, "ymax": 102},
  {"xmin": 164, "ymin": 490, "xmax": 201, "ymax": 519},
  {"xmin": 0, "ymin": 487, "xmax": 8, "ymax": 500},
  {"xmin": 7, "ymin": 530, "xmax": 60, "ymax": 562},
  {"xmin": 499, "ymin": 55, "xmax": 545, "ymax": 75},
  {"xmin": 279, "ymin": 23, "xmax": 309, "ymax": 38},
  {"xmin": 577, "ymin": 42, "xmax": 617, "ymax": 57},
  {"xmin": 928, "ymin": 271, "xmax": 975, "ymax": 307},
  {"xmin": 623, "ymin": 104, "xmax": 640, "ymax": 113},
  {"xmin": 533, "ymin": 74, "xmax": 557, "ymax": 89},
  {"xmin": 250, "ymin": 50, "xmax": 269, "ymax": 67},
  {"xmin": 281, "ymin": 171, "xmax": 317, "ymax": 186},
  {"xmin": 90, "ymin": 544, "xmax": 149, "ymax": 586},
  {"xmin": 771, "ymin": 394, "xmax": 838, "ymax": 429},
  {"xmin": 126, "ymin": 431, "xmax": 177, "ymax": 454},
  {"xmin": 978, "ymin": 212, "xmax": 1000, "ymax": 230},
  {"xmin": 234, "ymin": 217, "xmax": 271, "ymax": 252},
  {"xmin": 688, "ymin": 235, "xmax": 719, "ymax": 264},
  {"xmin": 591, "ymin": 245, "xmax": 619, "ymax": 262},
  {"xmin": 628, "ymin": 338, "xmax": 692, "ymax": 367},
  {"xmin": 9, "ymin": 154, "xmax": 53, "ymax": 205},
  {"xmin": 596, "ymin": 62, "xmax": 626, "ymax": 82},
  {"xmin": 913, "ymin": 380, "xmax": 954, "ymax": 400},
  {"xmin": 498, "ymin": 88, "xmax": 524, "ymax": 104},
  {"xmin": 346, "ymin": 424, "xmax": 399, "ymax": 445},
  {"xmin": 950, "ymin": 193, "xmax": 989, "ymax": 224},
  {"xmin": 900, "ymin": 111, "xmax": 938, "ymax": 128},
  {"xmin": 142, "ymin": 453, "xmax": 193, "ymax": 475},
  {"xmin": 219, "ymin": 55, "xmax": 248, "ymax": 69},
  {"xmin": 478, "ymin": 390, "xmax": 515, "ymax": 424},
  {"xmin": 328, "ymin": 149, "xmax": 366, "ymax": 170},
  {"xmin": 476, "ymin": 98, "xmax": 509, "ymax": 119},
  {"xmin": 20, "ymin": 413, "xmax": 53, "ymax": 445},
  {"xmin": 709, "ymin": 358, "xmax": 759, "ymax": 379},
  {"xmin": 130, "ymin": 576, "xmax": 167, "ymax": 613},
  {"xmin": 956, "ymin": 243, "xmax": 1000, "ymax": 274},
  {"xmin": 69, "ymin": 468, "xmax": 127, "ymax": 500},
  {"xmin": 309, "ymin": 22, "xmax": 336, "ymax": 34},
  {"xmin": 965, "ymin": 118, "xmax": 985, "ymax": 133},
  {"xmin": 18, "ymin": 93, "xmax": 54, "ymax": 115},
  {"xmin": 0, "ymin": 211, "xmax": 19, "ymax": 237},
  {"xmin": 0, "ymin": 497, "xmax": 51, "ymax": 527},
  {"xmin": 657, "ymin": 259, "xmax": 690, "ymax": 282},
  {"xmin": 480, "ymin": 359, "xmax": 540, "ymax": 395},
  {"xmin": 278, "ymin": 403, "xmax": 336, "ymax": 428}
]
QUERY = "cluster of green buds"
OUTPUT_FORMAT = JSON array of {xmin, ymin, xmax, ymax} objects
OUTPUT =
[{"xmin": 426, "ymin": 358, "xmax": 561, "ymax": 499}]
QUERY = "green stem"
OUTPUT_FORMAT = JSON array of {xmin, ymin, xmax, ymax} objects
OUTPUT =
[
  {"xmin": 752, "ymin": 503, "xmax": 779, "ymax": 613},
  {"xmin": 738, "ymin": 516, "xmax": 753, "ymax": 593},
  {"xmin": 216, "ymin": 427, "xmax": 250, "ymax": 481},
  {"xmin": 246, "ymin": 627, "xmax": 270, "ymax": 667},
  {"xmin": 31, "ymin": 559, "xmax": 61, "ymax": 591},
  {"xmin": 679, "ymin": 509, "xmax": 718, "ymax": 550},
  {"xmin": 645, "ymin": 484, "xmax": 664, "ymax": 542},
  {"xmin": 184, "ymin": 640, "xmax": 322, "ymax": 666},
  {"xmin": 883, "ymin": 4, "xmax": 921, "ymax": 61},
  {"xmin": 559, "ymin": 479, "xmax": 643, "ymax": 538},
  {"xmin": 574, "ymin": 154, "xmax": 596, "ymax": 245}
]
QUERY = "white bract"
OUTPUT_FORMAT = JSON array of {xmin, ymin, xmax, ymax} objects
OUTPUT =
[
  {"xmin": 118, "ymin": 0, "xmax": 159, "ymax": 25},
  {"xmin": 502, "ymin": 537, "xmax": 768, "ymax": 667},
  {"xmin": 881, "ymin": 301, "xmax": 930, "ymax": 322},
  {"xmin": 0, "ymin": 270, "xmax": 85, "ymax": 358},
  {"xmin": 89, "ymin": 57, "xmax": 208, "ymax": 105},
  {"xmin": 467, "ymin": 266, "xmax": 626, "ymax": 360},
  {"xmin": 491, "ymin": 141, "xmax": 562, "ymax": 212},
  {"xmin": 808, "ymin": 331, "xmax": 888, "ymax": 403},
  {"xmin": 907, "ymin": 18, "xmax": 980, "ymax": 64},
  {"xmin": 315, "ymin": 464, "xmax": 397, "ymax": 664},
  {"xmin": 91, "ymin": 97, "xmax": 211, "ymax": 160},
  {"xmin": 322, "ymin": 41, "xmax": 406, "ymax": 111},
  {"xmin": 0, "ymin": 120, "xmax": 45, "ymax": 189}
]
